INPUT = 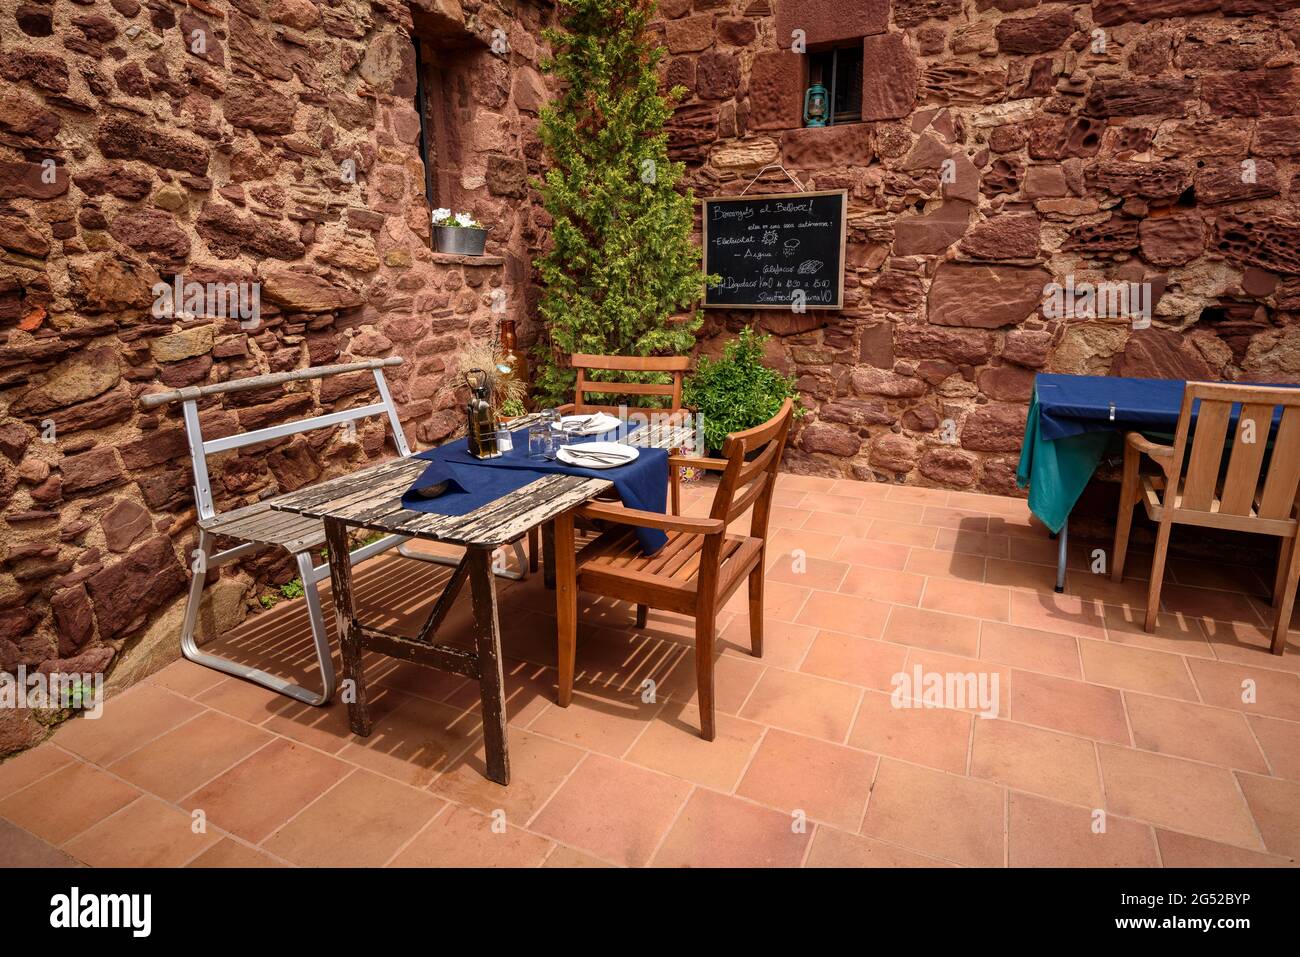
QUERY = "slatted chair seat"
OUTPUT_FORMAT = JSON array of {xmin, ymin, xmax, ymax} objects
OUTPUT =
[{"xmin": 577, "ymin": 527, "xmax": 764, "ymax": 615}]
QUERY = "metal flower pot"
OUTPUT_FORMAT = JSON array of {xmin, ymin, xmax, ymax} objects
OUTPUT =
[{"xmin": 433, "ymin": 226, "xmax": 487, "ymax": 256}]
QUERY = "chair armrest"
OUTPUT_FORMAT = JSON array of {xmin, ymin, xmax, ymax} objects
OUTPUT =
[
  {"xmin": 668, "ymin": 454, "xmax": 729, "ymax": 472},
  {"xmin": 555, "ymin": 403, "xmax": 576, "ymax": 415},
  {"xmin": 1125, "ymin": 432, "xmax": 1174, "ymax": 459},
  {"xmin": 577, "ymin": 501, "xmax": 726, "ymax": 535}
]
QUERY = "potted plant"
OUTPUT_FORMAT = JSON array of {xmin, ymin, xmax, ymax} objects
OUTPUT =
[
  {"xmin": 682, "ymin": 328, "xmax": 805, "ymax": 455},
  {"xmin": 455, "ymin": 340, "xmax": 527, "ymax": 422},
  {"xmin": 431, "ymin": 208, "xmax": 488, "ymax": 256}
]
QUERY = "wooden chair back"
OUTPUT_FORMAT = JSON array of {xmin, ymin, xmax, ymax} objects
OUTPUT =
[
  {"xmin": 1161, "ymin": 382, "xmax": 1300, "ymax": 535},
  {"xmin": 707, "ymin": 399, "xmax": 794, "ymax": 540},
  {"xmin": 571, "ymin": 354, "xmax": 690, "ymax": 417}
]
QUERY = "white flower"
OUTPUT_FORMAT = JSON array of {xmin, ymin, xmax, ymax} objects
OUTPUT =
[
  {"xmin": 455, "ymin": 212, "xmax": 476, "ymax": 228},
  {"xmin": 431, "ymin": 207, "xmax": 452, "ymax": 224}
]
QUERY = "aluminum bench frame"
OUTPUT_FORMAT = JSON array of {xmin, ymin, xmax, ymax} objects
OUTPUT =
[{"xmin": 141, "ymin": 357, "xmax": 527, "ymax": 707}]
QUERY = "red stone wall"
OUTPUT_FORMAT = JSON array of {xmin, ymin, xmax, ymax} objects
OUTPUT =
[
  {"xmin": 0, "ymin": 0, "xmax": 552, "ymax": 754},
  {"xmin": 660, "ymin": 0, "xmax": 1300, "ymax": 490}
]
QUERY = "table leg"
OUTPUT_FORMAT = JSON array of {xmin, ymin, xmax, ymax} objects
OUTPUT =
[
  {"xmin": 553, "ymin": 509, "xmax": 577, "ymax": 707},
  {"xmin": 542, "ymin": 519, "xmax": 556, "ymax": 590},
  {"xmin": 467, "ymin": 547, "xmax": 510, "ymax": 786},
  {"xmin": 324, "ymin": 518, "xmax": 371, "ymax": 736},
  {"xmin": 1055, "ymin": 518, "xmax": 1068, "ymax": 594}
]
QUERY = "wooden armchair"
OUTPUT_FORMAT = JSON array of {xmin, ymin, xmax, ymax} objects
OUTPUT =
[
  {"xmin": 553, "ymin": 399, "xmax": 794, "ymax": 740},
  {"xmin": 1112, "ymin": 382, "xmax": 1300, "ymax": 652}
]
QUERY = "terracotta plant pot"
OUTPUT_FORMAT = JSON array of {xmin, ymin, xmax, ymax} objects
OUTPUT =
[{"xmin": 433, "ymin": 226, "xmax": 487, "ymax": 256}]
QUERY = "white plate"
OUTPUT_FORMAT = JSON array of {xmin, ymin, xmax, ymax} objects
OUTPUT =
[
  {"xmin": 560, "ymin": 413, "xmax": 621, "ymax": 436},
  {"xmin": 557, "ymin": 442, "xmax": 639, "ymax": 470}
]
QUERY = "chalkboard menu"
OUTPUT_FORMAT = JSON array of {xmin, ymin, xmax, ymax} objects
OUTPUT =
[{"xmin": 701, "ymin": 190, "xmax": 847, "ymax": 310}]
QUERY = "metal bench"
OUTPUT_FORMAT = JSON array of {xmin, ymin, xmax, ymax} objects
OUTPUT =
[{"xmin": 140, "ymin": 358, "xmax": 528, "ymax": 707}]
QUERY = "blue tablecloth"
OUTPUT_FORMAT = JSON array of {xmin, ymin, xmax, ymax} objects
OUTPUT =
[
  {"xmin": 1016, "ymin": 373, "xmax": 1296, "ymax": 533},
  {"xmin": 402, "ymin": 424, "xmax": 669, "ymax": 554}
]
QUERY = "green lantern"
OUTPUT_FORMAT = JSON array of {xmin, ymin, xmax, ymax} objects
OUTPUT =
[{"xmin": 803, "ymin": 83, "xmax": 829, "ymax": 127}]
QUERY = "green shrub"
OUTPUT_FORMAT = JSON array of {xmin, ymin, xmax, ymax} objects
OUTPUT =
[{"xmin": 683, "ymin": 329, "xmax": 804, "ymax": 452}]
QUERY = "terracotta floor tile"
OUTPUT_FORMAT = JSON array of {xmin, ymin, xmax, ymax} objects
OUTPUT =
[
  {"xmin": 817, "ymin": 492, "xmax": 872, "ymax": 516},
  {"xmin": 441, "ymin": 659, "xmax": 557, "ymax": 728},
  {"xmin": 0, "ymin": 818, "xmax": 81, "ymax": 867},
  {"xmin": 768, "ymin": 526, "xmax": 844, "ymax": 561},
  {"xmin": 1009, "ymin": 591, "xmax": 1108, "ymax": 642},
  {"xmin": 737, "ymin": 729, "xmax": 877, "ymax": 830},
  {"xmin": 1102, "ymin": 605, "xmax": 1215, "ymax": 657},
  {"xmin": 373, "ymin": 659, "xmax": 470, "ymax": 703},
  {"xmin": 1078, "ymin": 640, "xmax": 1198, "ymax": 701},
  {"xmin": 181, "ymin": 738, "xmax": 350, "ymax": 844},
  {"xmin": 65, "ymin": 795, "xmax": 220, "ymax": 867},
  {"xmin": 0, "ymin": 760, "xmax": 139, "ymax": 845},
  {"xmin": 187, "ymin": 837, "xmax": 286, "ymax": 867},
  {"xmin": 109, "ymin": 709, "xmax": 275, "ymax": 802},
  {"xmin": 1011, "ymin": 670, "xmax": 1130, "ymax": 745},
  {"xmin": 655, "ymin": 650, "xmax": 764, "ymax": 717},
  {"xmin": 767, "ymin": 553, "xmax": 850, "ymax": 591},
  {"xmin": 1155, "ymin": 829, "xmax": 1297, "ymax": 868},
  {"xmin": 869, "ymin": 519, "xmax": 939, "ymax": 548},
  {"xmin": 526, "ymin": 687, "xmax": 663, "ymax": 757},
  {"xmin": 978, "ymin": 621, "xmax": 1081, "ymax": 679},
  {"xmin": 803, "ymin": 511, "xmax": 875, "ymax": 539},
  {"xmin": 985, "ymin": 557, "xmax": 1060, "ymax": 592},
  {"xmin": 145, "ymin": 659, "xmax": 227, "ymax": 698},
  {"xmin": 1201, "ymin": 616, "xmax": 1300, "ymax": 669},
  {"xmin": 724, "ymin": 579, "xmax": 809, "ymax": 621},
  {"xmin": 920, "ymin": 578, "xmax": 1010, "ymax": 622},
  {"xmin": 919, "ymin": 505, "xmax": 990, "ymax": 533},
  {"xmin": 196, "ymin": 676, "xmax": 293, "ymax": 725},
  {"xmin": 860, "ymin": 759, "xmax": 1005, "ymax": 867},
  {"xmin": 1236, "ymin": 772, "xmax": 1300, "ymax": 858},
  {"xmin": 53, "ymin": 684, "xmax": 203, "ymax": 766},
  {"xmin": 804, "ymin": 825, "xmax": 952, "ymax": 867},
  {"xmin": 1008, "ymin": 792, "xmax": 1157, "ymax": 867},
  {"xmin": 1168, "ymin": 558, "xmax": 1270, "ymax": 596},
  {"xmin": 431, "ymin": 727, "xmax": 584, "ymax": 823},
  {"xmin": 390, "ymin": 804, "xmax": 553, "ymax": 867},
  {"xmin": 738, "ymin": 669, "xmax": 861, "ymax": 742},
  {"xmin": 847, "ymin": 689, "xmax": 972, "ymax": 774},
  {"xmin": 971, "ymin": 718, "xmax": 1102, "ymax": 807},
  {"xmin": 887, "ymin": 485, "xmax": 951, "ymax": 505},
  {"xmin": 625, "ymin": 705, "xmax": 764, "ymax": 792},
  {"xmin": 1247, "ymin": 715, "xmax": 1300, "ymax": 780},
  {"xmin": 904, "ymin": 547, "xmax": 986, "ymax": 582},
  {"xmin": 828, "ymin": 479, "xmax": 890, "ymax": 500},
  {"xmin": 0, "ymin": 743, "xmax": 72, "ymax": 799},
  {"xmin": 652, "ymin": 788, "xmax": 811, "ymax": 867},
  {"xmin": 263, "ymin": 769, "xmax": 443, "ymax": 866},
  {"xmin": 934, "ymin": 528, "xmax": 1010, "ymax": 559},
  {"xmin": 1187, "ymin": 658, "xmax": 1300, "ymax": 721},
  {"xmin": 832, "ymin": 537, "xmax": 912, "ymax": 571},
  {"xmin": 1159, "ymin": 583, "xmax": 1265, "ymax": 625},
  {"xmin": 1098, "ymin": 745, "xmax": 1260, "ymax": 849},
  {"xmin": 340, "ymin": 693, "xmax": 484, "ymax": 787},
  {"xmin": 718, "ymin": 617, "xmax": 816, "ymax": 671},
  {"xmin": 543, "ymin": 845, "xmax": 613, "ymax": 867},
  {"xmin": 900, "ymin": 648, "xmax": 1010, "ymax": 718},
  {"xmin": 800, "ymin": 631, "xmax": 908, "ymax": 691},
  {"xmin": 795, "ymin": 591, "xmax": 890, "ymax": 639},
  {"xmin": 838, "ymin": 566, "xmax": 926, "ymax": 606},
  {"xmin": 856, "ymin": 499, "xmax": 925, "ymax": 523},
  {"xmin": 882, "ymin": 606, "xmax": 980, "ymax": 657},
  {"xmin": 1126, "ymin": 693, "xmax": 1267, "ymax": 773},
  {"xmin": 529, "ymin": 753, "xmax": 691, "ymax": 867}
]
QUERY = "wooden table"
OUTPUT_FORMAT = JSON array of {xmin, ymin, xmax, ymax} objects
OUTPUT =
[{"xmin": 270, "ymin": 421, "xmax": 693, "ymax": 785}]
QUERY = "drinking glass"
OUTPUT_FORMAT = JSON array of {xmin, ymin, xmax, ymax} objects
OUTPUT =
[
  {"xmin": 495, "ymin": 428, "xmax": 514, "ymax": 454},
  {"xmin": 528, "ymin": 424, "xmax": 550, "ymax": 460}
]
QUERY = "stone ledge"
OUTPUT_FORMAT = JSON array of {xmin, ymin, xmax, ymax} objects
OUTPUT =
[{"xmin": 428, "ymin": 252, "xmax": 505, "ymax": 267}]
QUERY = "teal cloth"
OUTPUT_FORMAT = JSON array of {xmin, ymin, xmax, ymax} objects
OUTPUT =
[{"xmin": 1015, "ymin": 393, "xmax": 1112, "ymax": 534}]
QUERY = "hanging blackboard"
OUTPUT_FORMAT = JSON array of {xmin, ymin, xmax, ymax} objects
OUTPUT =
[{"xmin": 701, "ymin": 190, "xmax": 847, "ymax": 310}]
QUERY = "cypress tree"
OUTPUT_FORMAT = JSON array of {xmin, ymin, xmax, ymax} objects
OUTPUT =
[{"xmin": 532, "ymin": 0, "xmax": 708, "ymax": 405}]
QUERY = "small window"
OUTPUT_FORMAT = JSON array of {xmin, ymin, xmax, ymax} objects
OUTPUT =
[{"xmin": 807, "ymin": 45, "xmax": 863, "ymax": 126}]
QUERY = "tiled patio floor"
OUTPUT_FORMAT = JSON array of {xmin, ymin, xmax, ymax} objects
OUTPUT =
[{"xmin": 3, "ymin": 475, "xmax": 1299, "ymax": 867}]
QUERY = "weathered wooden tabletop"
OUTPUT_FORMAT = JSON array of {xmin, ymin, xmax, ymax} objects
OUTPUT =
[{"xmin": 270, "ymin": 420, "xmax": 694, "ymax": 548}]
